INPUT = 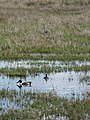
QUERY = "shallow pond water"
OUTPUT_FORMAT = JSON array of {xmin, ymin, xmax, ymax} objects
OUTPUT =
[
  {"xmin": 0, "ymin": 71, "xmax": 90, "ymax": 99},
  {"xmin": 0, "ymin": 60, "xmax": 90, "ymax": 99}
]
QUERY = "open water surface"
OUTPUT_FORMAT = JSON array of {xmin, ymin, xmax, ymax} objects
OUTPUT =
[{"xmin": 0, "ymin": 60, "xmax": 90, "ymax": 99}]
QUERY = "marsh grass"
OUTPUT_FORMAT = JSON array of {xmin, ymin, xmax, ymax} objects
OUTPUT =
[
  {"xmin": 0, "ymin": 89, "xmax": 90, "ymax": 120},
  {"xmin": 0, "ymin": 53, "xmax": 90, "ymax": 61},
  {"xmin": 0, "ymin": 64, "xmax": 90, "ymax": 77},
  {"xmin": 0, "ymin": 68, "xmax": 27, "ymax": 77},
  {"xmin": 80, "ymin": 75, "xmax": 90, "ymax": 82},
  {"xmin": 1, "ymin": 60, "xmax": 90, "ymax": 77},
  {"xmin": 0, "ymin": 0, "xmax": 90, "ymax": 60}
]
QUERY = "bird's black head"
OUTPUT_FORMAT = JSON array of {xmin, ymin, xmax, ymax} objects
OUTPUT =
[{"xmin": 17, "ymin": 80, "xmax": 22, "ymax": 83}]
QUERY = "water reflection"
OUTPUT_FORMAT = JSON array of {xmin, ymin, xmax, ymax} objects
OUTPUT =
[{"xmin": 17, "ymin": 85, "xmax": 22, "ymax": 89}]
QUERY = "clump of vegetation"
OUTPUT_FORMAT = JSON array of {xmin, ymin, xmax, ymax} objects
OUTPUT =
[
  {"xmin": 80, "ymin": 75, "xmax": 90, "ymax": 82},
  {"xmin": 0, "ymin": 68, "xmax": 28, "ymax": 77}
]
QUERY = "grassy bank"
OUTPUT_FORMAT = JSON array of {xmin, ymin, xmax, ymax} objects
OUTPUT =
[
  {"xmin": 0, "ymin": 89, "xmax": 90, "ymax": 120},
  {"xmin": 0, "ymin": 0, "xmax": 90, "ymax": 60}
]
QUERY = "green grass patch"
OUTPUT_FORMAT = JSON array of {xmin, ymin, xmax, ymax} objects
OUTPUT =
[{"xmin": 0, "ymin": 53, "xmax": 90, "ymax": 61}]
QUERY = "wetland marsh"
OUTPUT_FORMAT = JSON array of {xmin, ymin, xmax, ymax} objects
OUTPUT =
[
  {"xmin": 0, "ymin": 0, "xmax": 90, "ymax": 119},
  {"xmin": 0, "ymin": 60, "xmax": 90, "ymax": 119},
  {"xmin": 0, "ymin": 60, "xmax": 90, "ymax": 98}
]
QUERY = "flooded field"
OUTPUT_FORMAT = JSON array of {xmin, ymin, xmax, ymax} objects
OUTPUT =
[
  {"xmin": 0, "ymin": 60, "xmax": 90, "ymax": 119},
  {"xmin": 0, "ymin": 60, "xmax": 90, "ymax": 69},
  {"xmin": 0, "ymin": 71, "xmax": 90, "ymax": 99},
  {"xmin": 0, "ymin": 60, "xmax": 90, "ymax": 98}
]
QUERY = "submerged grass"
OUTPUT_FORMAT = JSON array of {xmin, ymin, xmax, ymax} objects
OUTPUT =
[
  {"xmin": 0, "ymin": 89, "xmax": 90, "ymax": 120},
  {"xmin": 80, "ymin": 75, "xmax": 90, "ymax": 82},
  {"xmin": 0, "ymin": 0, "xmax": 90, "ymax": 60}
]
